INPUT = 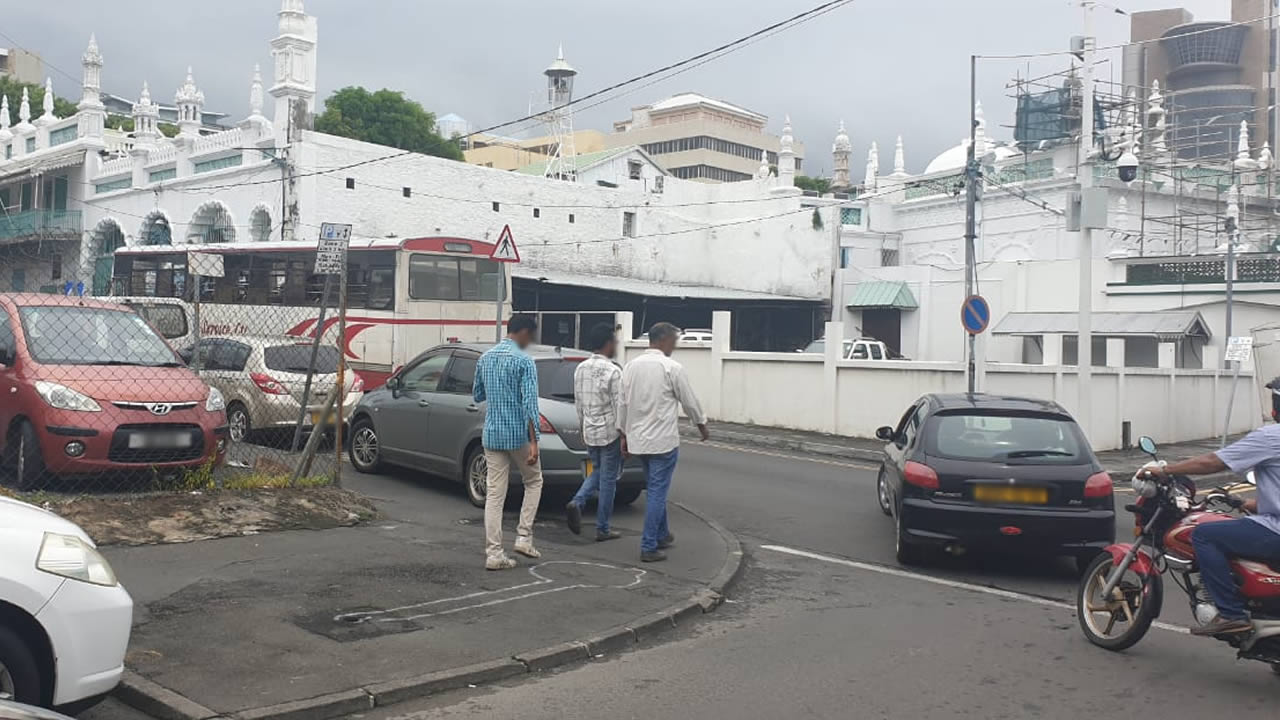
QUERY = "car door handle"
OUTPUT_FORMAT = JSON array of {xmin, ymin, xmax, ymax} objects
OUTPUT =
[
  {"xmin": 465, "ymin": 404, "xmax": 479, "ymax": 413},
  {"xmin": 418, "ymin": 399, "xmax": 430, "ymax": 407}
]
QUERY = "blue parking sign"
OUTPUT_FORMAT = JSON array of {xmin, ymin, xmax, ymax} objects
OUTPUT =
[{"xmin": 961, "ymin": 295, "xmax": 990, "ymax": 335}]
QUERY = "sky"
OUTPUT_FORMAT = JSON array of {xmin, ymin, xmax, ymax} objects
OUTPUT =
[{"xmin": 5, "ymin": 0, "xmax": 1231, "ymax": 175}]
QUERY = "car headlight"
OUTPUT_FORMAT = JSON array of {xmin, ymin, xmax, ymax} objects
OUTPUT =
[
  {"xmin": 36, "ymin": 533, "xmax": 118, "ymax": 586},
  {"xmin": 34, "ymin": 380, "xmax": 102, "ymax": 412},
  {"xmin": 206, "ymin": 386, "xmax": 226, "ymax": 412}
]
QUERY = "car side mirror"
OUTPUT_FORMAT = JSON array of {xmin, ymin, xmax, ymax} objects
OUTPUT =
[
  {"xmin": 386, "ymin": 376, "xmax": 401, "ymax": 395},
  {"xmin": 875, "ymin": 425, "xmax": 895, "ymax": 442}
]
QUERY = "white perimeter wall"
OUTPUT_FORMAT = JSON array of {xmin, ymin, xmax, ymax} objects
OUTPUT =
[{"xmin": 615, "ymin": 311, "xmax": 1265, "ymax": 452}]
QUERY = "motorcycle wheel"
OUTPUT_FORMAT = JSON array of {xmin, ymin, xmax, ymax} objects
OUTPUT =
[{"xmin": 1076, "ymin": 551, "xmax": 1162, "ymax": 651}]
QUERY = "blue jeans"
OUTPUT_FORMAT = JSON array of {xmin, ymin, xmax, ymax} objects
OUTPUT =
[
  {"xmin": 571, "ymin": 438, "xmax": 623, "ymax": 534},
  {"xmin": 1192, "ymin": 518, "xmax": 1280, "ymax": 620},
  {"xmin": 639, "ymin": 448, "xmax": 679, "ymax": 553}
]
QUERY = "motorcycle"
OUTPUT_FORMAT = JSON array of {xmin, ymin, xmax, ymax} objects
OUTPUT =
[{"xmin": 1075, "ymin": 435, "xmax": 1280, "ymax": 673}]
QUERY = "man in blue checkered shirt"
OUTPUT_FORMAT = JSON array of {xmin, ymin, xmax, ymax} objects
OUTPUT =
[{"xmin": 473, "ymin": 315, "xmax": 544, "ymax": 570}]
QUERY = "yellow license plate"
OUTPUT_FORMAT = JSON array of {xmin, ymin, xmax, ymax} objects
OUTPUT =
[
  {"xmin": 584, "ymin": 460, "xmax": 594, "ymax": 478},
  {"xmin": 311, "ymin": 412, "xmax": 324, "ymax": 426},
  {"xmin": 973, "ymin": 485, "xmax": 1048, "ymax": 505}
]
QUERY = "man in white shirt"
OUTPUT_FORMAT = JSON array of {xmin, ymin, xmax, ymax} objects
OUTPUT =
[
  {"xmin": 618, "ymin": 322, "xmax": 709, "ymax": 563},
  {"xmin": 566, "ymin": 323, "xmax": 625, "ymax": 542}
]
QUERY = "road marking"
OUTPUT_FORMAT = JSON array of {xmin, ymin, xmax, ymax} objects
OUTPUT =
[
  {"xmin": 759, "ymin": 544, "xmax": 1189, "ymax": 635},
  {"xmin": 691, "ymin": 441, "xmax": 878, "ymax": 471}
]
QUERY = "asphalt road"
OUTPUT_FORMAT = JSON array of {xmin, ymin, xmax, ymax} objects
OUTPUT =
[{"xmin": 84, "ymin": 440, "xmax": 1276, "ymax": 720}]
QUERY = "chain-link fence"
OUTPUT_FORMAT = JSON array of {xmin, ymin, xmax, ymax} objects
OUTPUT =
[{"xmin": 0, "ymin": 289, "xmax": 346, "ymax": 497}]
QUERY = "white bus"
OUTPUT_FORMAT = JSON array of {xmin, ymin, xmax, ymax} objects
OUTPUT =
[{"xmin": 110, "ymin": 236, "xmax": 510, "ymax": 387}]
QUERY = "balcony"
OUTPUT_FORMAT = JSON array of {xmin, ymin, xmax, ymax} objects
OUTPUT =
[{"xmin": 0, "ymin": 210, "xmax": 83, "ymax": 244}]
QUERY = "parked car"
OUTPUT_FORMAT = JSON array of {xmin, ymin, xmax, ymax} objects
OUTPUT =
[
  {"xmin": 0, "ymin": 495, "xmax": 132, "ymax": 712},
  {"xmin": 348, "ymin": 343, "xmax": 645, "ymax": 507},
  {"xmin": 874, "ymin": 393, "xmax": 1115, "ymax": 569},
  {"xmin": 179, "ymin": 336, "xmax": 363, "ymax": 443},
  {"xmin": 0, "ymin": 295, "xmax": 229, "ymax": 490},
  {"xmin": 799, "ymin": 338, "xmax": 891, "ymax": 359},
  {"xmin": 679, "ymin": 329, "xmax": 714, "ymax": 344},
  {"xmin": 0, "ymin": 700, "xmax": 76, "ymax": 719}
]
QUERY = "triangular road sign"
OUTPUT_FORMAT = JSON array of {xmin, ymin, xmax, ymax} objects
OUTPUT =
[{"xmin": 490, "ymin": 224, "xmax": 520, "ymax": 263}]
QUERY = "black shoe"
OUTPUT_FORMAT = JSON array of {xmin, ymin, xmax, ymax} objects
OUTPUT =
[
  {"xmin": 658, "ymin": 533, "xmax": 675, "ymax": 549},
  {"xmin": 641, "ymin": 550, "xmax": 668, "ymax": 563},
  {"xmin": 565, "ymin": 502, "xmax": 582, "ymax": 535},
  {"xmin": 1191, "ymin": 615, "xmax": 1252, "ymax": 636},
  {"xmin": 596, "ymin": 529, "xmax": 622, "ymax": 542}
]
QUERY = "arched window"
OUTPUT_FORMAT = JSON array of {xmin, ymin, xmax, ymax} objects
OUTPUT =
[
  {"xmin": 91, "ymin": 219, "xmax": 126, "ymax": 295},
  {"xmin": 249, "ymin": 206, "xmax": 272, "ymax": 242},
  {"xmin": 188, "ymin": 201, "xmax": 236, "ymax": 244},
  {"xmin": 140, "ymin": 212, "xmax": 172, "ymax": 246}
]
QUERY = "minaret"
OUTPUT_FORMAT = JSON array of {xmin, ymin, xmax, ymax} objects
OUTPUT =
[
  {"xmin": 543, "ymin": 45, "xmax": 579, "ymax": 180},
  {"xmin": 132, "ymin": 82, "xmax": 160, "ymax": 145},
  {"xmin": 270, "ymin": 0, "xmax": 319, "ymax": 140},
  {"xmin": 1260, "ymin": 141, "xmax": 1273, "ymax": 171},
  {"xmin": 175, "ymin": 67, "xmax": 205, "ymax": 137},
  {"xmin": 890, "ymin": 135, "xmax": 908, "ymax": 178},
  {"xmin": 863, "ymin": 142, "xmax": 878, "ymax": 191},
  {"xmin": 973, "ymin": 101, "xmax": 988, "ymax": 158},
  {"xmin": 1147, "ymin": 80, "xmax": 1168, "ymax": 161},
  {"xmin": 757, "ymin": 149, "xmax": 770, "ymax": 180},
  {"xmin": 77, "ymin": 34, "xmax": 106, "ymax": 139},
  {"xmin": 0, "ymin": 95, "xmax": 12, "ymax": 149},
  {"xmin": 831, "ymin": 120, "xmax": 851, "ymax": 190},
  {"xmin": 36, "ymin": 78, "xmax": 56, "ymax": 127},
  {"xmin": 244, "ymin": 64, "xmax": 273, "ymax": 134},
  {"xmin": 1235, "ymin": 120, "xmax": 1258, "ymax": 170},
  {"xmin": 777, "ymin": 114, "xmax": 796, "ymax": 187},
  {"xmin": 14, "ymin": 88, "xmax": 33, "ymax": 135}
]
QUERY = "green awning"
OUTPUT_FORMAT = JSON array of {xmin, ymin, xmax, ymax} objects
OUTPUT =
[{"xmin": 846, "ymin": 281, "xmax": 918, "ymax": 310}]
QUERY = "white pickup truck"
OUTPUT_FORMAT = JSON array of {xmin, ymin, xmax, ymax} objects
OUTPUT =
[{"xmin": 800, "ymin": 338, "xmax": 893, "ymax": 360}]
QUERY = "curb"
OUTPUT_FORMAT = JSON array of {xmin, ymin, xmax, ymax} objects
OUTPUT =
[
  {"xmin": 115, "ymin": 502, "xmax": 746, "ymax": 720},
  {"xmin": 680, "ymin": 426, "xmax": 882, "ymax": 463}
]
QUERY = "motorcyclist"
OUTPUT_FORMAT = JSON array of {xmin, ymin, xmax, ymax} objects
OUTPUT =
[{"xmin": 1149, "ymin": 424, "xmax": 1280, "ymax": 636}]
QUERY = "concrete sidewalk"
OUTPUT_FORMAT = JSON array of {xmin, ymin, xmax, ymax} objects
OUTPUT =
[
  {"xmin": 684, "ymin": 420, "xmax": 1248, "ymax": 484},
  {"xmin": 104, "ymin": 471, "xmax": 739, "ymax": 720}
]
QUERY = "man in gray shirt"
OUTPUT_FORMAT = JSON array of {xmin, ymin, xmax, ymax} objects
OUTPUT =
[{"xmin": 1153, "ymin": 423, "xmax": 1280, "ymax": 636}]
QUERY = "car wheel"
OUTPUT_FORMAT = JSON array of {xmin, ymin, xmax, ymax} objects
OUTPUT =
[
  {"xmin": 9, "ymin": 421, "xmax": 46, "ymax": 492},
  {"xmin": 0, "ymin": 625, "xmax": 43, "ymax": 705},
  {"xmin": 876, "ymin": 466, "xmax": 892, "ymax": 516},
  {"xmin": 227, "ymin": 403, "xmax": 251, "ymax": 444},
  {"xmin": 348, "ymin": 418, "xmax": 382, "ymax": 473},
  {"xmin": 465, "ymin": 446, "xmax": 487, "ymax": 508},
  {"xmin": 615, "ymin": 486, "xmax": 643, "ymax": 506},
  {"xmin": 894, "ymin": 503, "xmax": 923, "ymax": 565}
]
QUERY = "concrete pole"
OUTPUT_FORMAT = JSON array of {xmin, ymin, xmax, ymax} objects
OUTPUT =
[
  {"xmin": 1077, "ymin": 0, "xmax": 1096, "ymax": 437},
  {"xmin": 964, "ymin": 55, "xmax": 978, "ymax": 395}
]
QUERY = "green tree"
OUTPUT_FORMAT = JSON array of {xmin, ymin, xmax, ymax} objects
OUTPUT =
[
  {"xmin": 0, "ymin": 76, "xmax": 77, "ymax": 120},
  {"xmin": 314, "ymin": 86, "xmax": 463, "ymax": 161},
  {"xmin": 794, "ymin": 175, "xmax": 832, "ymax": 195}
]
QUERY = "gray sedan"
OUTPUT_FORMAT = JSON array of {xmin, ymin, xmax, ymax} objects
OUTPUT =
[{"xmin": 347, "ymin": 343, "xmax": 644, "ymax": 507}]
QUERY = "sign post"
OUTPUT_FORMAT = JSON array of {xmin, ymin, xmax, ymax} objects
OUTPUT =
[
  {"xmin": 1222, "ymin": 336, "xmax": 1253, "ymax": 447},
  {"xmin": 960, "ymin": 294, "xmax": 990, "ymax": 393},
  {"xmin": 187, "ymin": 252, "xmax": 224, "ymax": 373},
  {"xmin": 489, "ymin": 224, "xmax": 520, "ymax": 341}
]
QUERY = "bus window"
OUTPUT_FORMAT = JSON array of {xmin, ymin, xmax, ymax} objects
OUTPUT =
[
  {"xmin": 410, "ymin": 255, "xmax": 503, "ymax": 301},
  {"xmin": 460, "ymin": 258, "xmax": 505, "ymax": 301}
]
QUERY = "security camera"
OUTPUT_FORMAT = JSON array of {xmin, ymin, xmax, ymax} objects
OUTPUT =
[{"xmin": 1117, "ymin": 150, "xmax": 1139, "ymax": 183}]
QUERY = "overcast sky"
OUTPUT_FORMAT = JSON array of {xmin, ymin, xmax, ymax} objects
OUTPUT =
[{"xmin": 7, "ymin": 0, "xmax": 1229, "ymax": 174}]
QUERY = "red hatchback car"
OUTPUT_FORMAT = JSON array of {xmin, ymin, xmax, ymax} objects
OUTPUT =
[{"xmin": 0, "ymin": 294, "xmax": 229, "ymax": 489}]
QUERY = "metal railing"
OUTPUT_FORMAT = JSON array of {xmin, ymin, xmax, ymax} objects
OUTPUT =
[{"xmin": 0, "ymin": 209, "xmax": 83, "ymax": 243}]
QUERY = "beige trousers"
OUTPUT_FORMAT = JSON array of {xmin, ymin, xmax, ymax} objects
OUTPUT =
[{"xmin": 484, "ymin": 445, "xmax": 544, "ymax": 560}]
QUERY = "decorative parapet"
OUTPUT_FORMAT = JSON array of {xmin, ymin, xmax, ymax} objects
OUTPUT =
[{"xmin": 192, "ymin": 127, "xmax": 243, "ymax": 157}]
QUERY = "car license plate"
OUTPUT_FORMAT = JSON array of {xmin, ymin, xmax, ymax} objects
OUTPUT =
[
  {"xmin": 584, "ymin": 460, "xmax": 594, "ymax": 478},
  {"xmin": 128, "ymin": 432, "xmax": 192, "ymax": 449},
  {"xmin": 973, "ymin": 484, "xmax": 1048, "ymax": 505}
]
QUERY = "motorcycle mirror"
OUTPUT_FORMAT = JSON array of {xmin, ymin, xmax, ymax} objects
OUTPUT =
[
  {"xmin": 1246, "ymin": 470, "xmax": 1258, "ymax": 486},
  {"xmin": 1138, "ymin": 436, "xmax": 1158, "ymax": 457}
]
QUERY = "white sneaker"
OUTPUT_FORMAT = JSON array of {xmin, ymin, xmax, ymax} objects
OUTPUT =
[
  {"xmin": 485, "ymin": 555, "xmax": 517, "ymax": 571},
  {"xmin": 513, "ymin": 538, "xmax": 541, "ymax": 559}
]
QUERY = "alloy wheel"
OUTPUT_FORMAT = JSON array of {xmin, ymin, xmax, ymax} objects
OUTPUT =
[
  {"xmin": 229, "ymin": 408, "xmax": 249, "ymax": 443},
  {"xmin": 0, "ymin": 660, "xmax": 15, "ymax": 702},
  {"xmin": 877, "ymin": 470, "xmax": 891, "ymax": 514},
  {"xmin": 1080, "ymin": 559, "xmax": 1144, "ymax": 639},
  {"xmin": 468, "ymin": 453, "xmax": 488, "ymax": 505},
  {"xmin": 14, "ymin": 433, "xmax": 24, "ymax": 487},
  {"xmin": 352, "ymin": 426, "xmax": 379, "ymax": 468}
]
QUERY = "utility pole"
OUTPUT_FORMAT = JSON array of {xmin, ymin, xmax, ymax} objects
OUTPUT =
[
  {"xmin": 1077, "ymin": 0, "xmax": 1097, "ymax": 436},
  {"xmin": 964, "ymin": 55, "xmax": 979, "ymax": 394}
]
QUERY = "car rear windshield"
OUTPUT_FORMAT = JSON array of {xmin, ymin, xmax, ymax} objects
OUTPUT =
[
  {"xmin": 925, "ymin": 412, "xmax": 1088, "ymax": 464},
  {"xmin": 127, "ymin": 303, "xmax": 188, "ymax": 340},
  {"xmin": 264, "ymin": 344, "xmax": 341, "ymax": 374},
  {"xmin": 535, "ymin": 358, "xmax": 584, "ymax": 401},
  {"xmin": 19, "ymin": 306, "xmax": 179, "ymax": 366}
]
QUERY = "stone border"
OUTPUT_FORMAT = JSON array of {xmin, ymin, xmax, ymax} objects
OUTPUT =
[
  {"xmin": 679, "ymin": 425, "xmax": 881, "ymax": 462},
  {"xmin": 115, "ymin": 502, "xmax": 747, "ymax": 720}
]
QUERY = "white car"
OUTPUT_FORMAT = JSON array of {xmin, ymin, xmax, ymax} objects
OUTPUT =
[{"xmin": 0, "ymin": 496, "xmax": 132, "ymax": 712}]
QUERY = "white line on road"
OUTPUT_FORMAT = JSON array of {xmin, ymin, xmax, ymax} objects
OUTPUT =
[
  {"xmin": 760, "ymin": 544, "xmax": 1189, "ymax": 635},
  {"xmin": 691, "ymin": 441, "xmax": 878, "ymax": 471}
]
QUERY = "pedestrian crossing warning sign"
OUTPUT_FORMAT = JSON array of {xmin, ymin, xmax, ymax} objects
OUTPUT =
[{"xmin": 490, "ymin": 224, "xmax": 520, "ymax": 263}]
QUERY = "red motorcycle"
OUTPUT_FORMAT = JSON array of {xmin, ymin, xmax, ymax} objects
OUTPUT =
[{"xmin": 1075, "ymin": 436, "xmax": 1280, "ymax": 672}]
